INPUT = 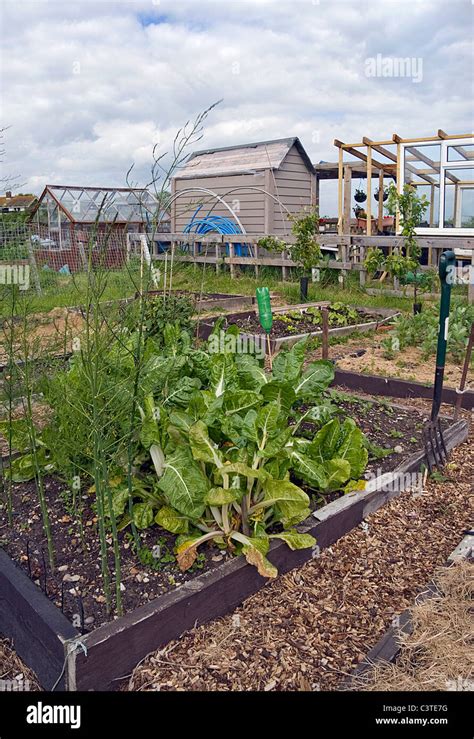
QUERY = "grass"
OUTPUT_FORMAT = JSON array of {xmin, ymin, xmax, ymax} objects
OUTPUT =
[{"xmin": 1, "ymin": 258, "xmax": 470, "ymax": 318}]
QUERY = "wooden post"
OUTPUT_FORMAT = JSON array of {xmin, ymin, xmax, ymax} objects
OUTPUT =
[
  {"xmin": 282, "ymin": 248, "xmax": 288, "ymax": 281},
  {"xmin": 313, "ymin": 173, "xmax": 319, "ymax": 209},
  {"xmin": 454, "ymin": 323, "xmax": 474, "ymax": 419},
  {"xmin": 377, "ymin": 170, "xmax": 384, "ymax": 233},
  {"xmin": 215, "ymin": 241, "xmax": 220, "ymax": 274},
  {"xmin": 366, "ymin": 146, "xmax": 372, "ymax": 236},
  {"xmin": 395, "ymin": 138, "xmax": 402, "ymax": 234},
  {"xmin": 254, "ymin": 241, "xmax": 259, "ymax": 279},
  {"xmin": 321, "ymin": 307, "xmax": 329, "ymax": 360},
  {"xmin": 343, "ymin": 166, "xmax": 351, "ymax": 234},
  {"xmin": 337, "ymin": 146, "xmax": 344, "ymax": 236},
  {"xmin": 340, "ymin": 239, "xmax": 349, "ymax": 287},
  {"xmin": 229, "ymin": 242, "xmax": 235, "ymax": 279}
]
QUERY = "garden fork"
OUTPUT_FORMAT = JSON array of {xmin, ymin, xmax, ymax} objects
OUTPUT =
[{"xmin": 422, "ymin": 250, "xmax": 456, "ymax": 473}]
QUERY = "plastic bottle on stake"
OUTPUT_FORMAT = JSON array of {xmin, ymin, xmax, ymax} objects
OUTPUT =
[{"xmin": 256, "ymin": 287, "xmax": 273, "ymax": 333}]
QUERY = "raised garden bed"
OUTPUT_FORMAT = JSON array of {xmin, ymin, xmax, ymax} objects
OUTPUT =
[
  {"xmin": 142, "ymin": 290, "xmax": 254, "ymax": 313},
  {"xmin": 0, "ymin": 396, "xmax": 468, "ymax": 691},
  {"xmin": 197, "ymin": 303, "xmax": 399, "ymax": 351}
]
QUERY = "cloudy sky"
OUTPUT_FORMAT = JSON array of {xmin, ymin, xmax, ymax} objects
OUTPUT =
[{"xmin": 1, "ymin": 0, "xmax": 472, "ymax": 214}]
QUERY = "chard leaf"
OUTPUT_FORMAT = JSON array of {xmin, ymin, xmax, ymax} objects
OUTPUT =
[
  {"xmin": 209, "ymin": 353, "xmax": 238, "ymax": 397},
  {"xmin": 175, "ymin": 536, "xmax": 201, "ymax": 571},
  {"xmin": 308, "ymin": 418, "xmax": 341, "ymax": 463},
  {"xmin": 261, "ymin": 479, "xmax": 311, "ymax": 526},
  {"xmin": 294, "ymin": 360, "xmax": 334, "ymax": 398},
  {"xmin": 269, "ymin": 531, "xmax": 316, "ymax": 550},
  {"xmin": 132, "ymin": 502, "xmax": 154, "ymax": 529},
  {"xmin": 109, "ymin": 487, "xmax": 129, "ymax": 518},
  {"xmin": 290, "ymin": 450, "xmax": 328, "ymax": 488},
  {"xmin": 168, "ymin": 411, "xmax": 194, "ymax": 432},
  {"xmin": 258, "ymin": 428, "xmax": 293, "ymax": 458},
  {"xmin": 189, "ymin": 420, "xmax": 223, "ymax": 467},
  {"xmin": 321, "ymin": 458, "xmax": 351, "ymax": 491},
  {"xmin": 303, "ymin": 403, "xmax": 335, "ymax": 426},
  {"xmin": 336, "ymin": 426, "xmax": 368, "ymax": 478},
  {"xmin": 256, "ymin": 402, "xmax": 280, "ymax": 442},
  {"xmin": 150, "ymin": 444, "xmax": 165, "ymax": 477},
  {"xmin": 344, "ymin": 479, "xmax": 367, "ymax": 494},
  {"xmin": 235, "ymin": 354, "xmax": 268, "ymax": 390},
  {"xmin": 216, "ymin": 462, "xmax": 269, "ymax": 482},
  {"xmin": 163, "ymin": 376, "xmax": 201, "ymax": 408},
  {"xmin": 204, "ymin": 487, "xmax": 241, "ymax": 505},
  {"xmin": 241, "ymin": 409, "xmax": 259, "ymax": 442},
  {"xmin": 223, "ymin": 390, "xmax": 262, "ymax": 415},
  {"xmin": 272, "ymin": 339, "xmax": 307, "ymax": 383},
  {"xmin": 157, "ymin": 447, "xmax": 209, "ymax": 518},
  {"xmin": 260, "ymin": 381, "xmax": 296, "ymax": 414},
  {"xmin": 155, "ymin": 505, "xmax": 189, "ymax": 534},
  {"xmin": 240, "ymin": 537, "xmax": 277, "ymax": 579}
]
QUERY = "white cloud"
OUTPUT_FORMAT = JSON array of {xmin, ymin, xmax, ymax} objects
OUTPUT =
[{"xmin": 0, "ymin": 0, "xmax": 472, "ymax": 213}]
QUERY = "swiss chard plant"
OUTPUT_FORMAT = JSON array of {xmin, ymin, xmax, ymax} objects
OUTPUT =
[{"xmin": 129, "ymin": 336, "xmax": 368, "ymax": 578}]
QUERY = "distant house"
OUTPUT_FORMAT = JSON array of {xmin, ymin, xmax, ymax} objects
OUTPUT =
[
  {"xmin": 0, "ymin": 191, "xmax": 37, "ymax": 214},
  {"xmin": 171, "ymin": 137, "xmax": 316, "ymax": 235}
]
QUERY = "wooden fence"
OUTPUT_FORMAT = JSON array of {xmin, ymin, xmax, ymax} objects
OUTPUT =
[{"xmin": 127, "ymin": 233, "xmax": 474, "ymax": 302}]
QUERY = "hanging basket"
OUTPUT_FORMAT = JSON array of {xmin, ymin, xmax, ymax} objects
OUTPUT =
[{"xmin": 354, "ymin": 191, "xmax": 367, "ymax": 203}]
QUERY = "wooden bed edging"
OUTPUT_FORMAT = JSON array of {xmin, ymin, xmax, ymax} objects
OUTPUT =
[
  {"xmin": 0, "ymin": 419, "xmax": 468, "ymax": 692},
  {"xmin": 333, "ymin": 369, "xmax": 474, "ymax": 410},
  {"xmin": 0, "ymin": 548, "xmax": 78, "ymax": 691}
]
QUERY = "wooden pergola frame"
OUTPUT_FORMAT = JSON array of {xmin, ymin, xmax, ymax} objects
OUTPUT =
[{"xmin": 334, "ymin": 131, "xmax": 474, "ymax": 236}]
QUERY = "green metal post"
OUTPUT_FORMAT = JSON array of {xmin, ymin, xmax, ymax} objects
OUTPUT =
[{"xmin": 431, "ymin": 250, "xmax": 456, "ymax": 421}]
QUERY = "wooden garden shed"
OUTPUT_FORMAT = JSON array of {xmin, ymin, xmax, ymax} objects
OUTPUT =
[{"xmin": 170, "ymin": 137, "xmax": 316, "ymax": 235}]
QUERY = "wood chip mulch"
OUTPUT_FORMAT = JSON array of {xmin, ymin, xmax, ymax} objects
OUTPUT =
[{"xmin": 127, "ymin": 423, "xmax": 473, "ymax": 692}]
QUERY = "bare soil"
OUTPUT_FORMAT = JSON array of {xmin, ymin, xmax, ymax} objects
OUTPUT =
[
  {"xmin": 0, "ymin": 308, "xmax": 84, "ymax": 364},
  {"xmin": 308, "ymin": 332, "xmax": 472, "ymax": 389}
]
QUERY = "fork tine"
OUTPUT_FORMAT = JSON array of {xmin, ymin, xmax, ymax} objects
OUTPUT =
[
  {"xmin": 437, "ymin": 418, "xmax": 449, "ymax": 463},
  {"xmin": 422, "ymin": 424, "xmax": 434, "ymax": 473}
]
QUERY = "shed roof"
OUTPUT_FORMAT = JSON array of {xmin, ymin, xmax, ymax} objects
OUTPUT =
[{"xmin": 176, "ymin": 137, "xmax": 315, "ymax": 179}]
